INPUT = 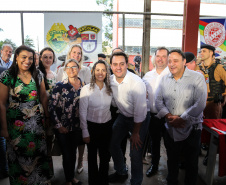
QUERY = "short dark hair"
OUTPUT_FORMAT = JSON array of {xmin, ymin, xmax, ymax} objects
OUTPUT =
[
  {"xmin": 155, "ymin": 47, "xmax": 169, "ymax": 56},
  {"xmin": 169, "ymin": 49, "xmax": 186, "ymax": 60},
  {"xmin": 110, "ymin": 52, "xmax": 128, "ymax": 64},
  {"xmin": 111, "ymin": 47, "xmax": 124, "ymax": 54}
]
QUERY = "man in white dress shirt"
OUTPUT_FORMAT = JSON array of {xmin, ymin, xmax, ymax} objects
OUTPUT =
[
  {"xmin": 108, "ymin": 52, "xmax": 149, "ymax": 185},
  {"xmin": 0, "ymin": 44, "xmax": 13, "ymax": 69},
  {"xmin": 143, "ymin": 47, "xmax": 170, "ymax": 177}
]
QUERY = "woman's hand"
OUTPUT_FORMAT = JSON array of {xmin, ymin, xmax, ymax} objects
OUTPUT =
[
  {"xmin": 58, "ymin": 126, "xmax": 68, "ymax": 134},
  {"xmin": 0, "ymin": 128, "xmax": 10, "ymax": 141},
  {"xmin": 83, "ymin": 137, "xmax": 90, "ymax": 143}
]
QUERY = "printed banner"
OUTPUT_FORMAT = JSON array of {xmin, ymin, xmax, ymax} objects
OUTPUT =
[
  {"xmin": 44, "ymin": 13, "xmax": 102, "ymax": 71},
  {"xmin": 199, "ymin": 18, "xmax": 226, "ymax": 61}
]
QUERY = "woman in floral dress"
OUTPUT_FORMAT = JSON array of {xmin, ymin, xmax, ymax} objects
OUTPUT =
[
  {"xmin": 0, "ymin": 45, "xmax": 53, "ymax": 185},
  {"xmin": 49, "ymin": 59, "xmax": 84, "ymax": 185}
]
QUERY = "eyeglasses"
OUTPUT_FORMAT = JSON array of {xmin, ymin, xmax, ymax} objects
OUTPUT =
[{"xmin": 66, "ymin": 66, "xmax": 78, "ymax": 70}]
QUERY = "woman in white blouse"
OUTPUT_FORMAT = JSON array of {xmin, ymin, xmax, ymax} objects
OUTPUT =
[
  {"xmin": 57, "ymin": 44, "xmax": 91, "ymax": 173},
  {"xmin": 79, "ymin": 60, "xmax": 112, "ymax": 185}
]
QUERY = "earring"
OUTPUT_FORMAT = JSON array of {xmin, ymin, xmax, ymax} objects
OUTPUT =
[{"xmin": 16, "ymin": 61, "xmax": 18, "ymax": 65}]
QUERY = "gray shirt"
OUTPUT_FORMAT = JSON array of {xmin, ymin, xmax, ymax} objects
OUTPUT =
[{"xmin": 155, "ymin": 67, "xmax": 207, "ymax": 141}]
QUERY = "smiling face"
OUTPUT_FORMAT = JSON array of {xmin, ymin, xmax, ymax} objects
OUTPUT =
[
  {"xmin": 95, "ymin": 63, "xmax": 107, "ymax": 83},
  {"xmin": 168, "ymin": 52, "xmax": 186, "ymax": 79},
  {"xmin": 70, "ymin": 46, "xmax": 82, "ymax": 63},
  {"xmin": 155, "ymin": 49, "xmax": 168, "ymax": 70},
  {"xmin": 65, "ymin": 61, "xmax": 79, "ymax": 78},
  {"xmin": 16, "ymin": 50, "xmax": 34, "ymax": 72},
  {"xmin": 40, "ymin": 50, "xmax": 54, "ymax": 69},
  {"xmin": 111, "ymin": 55, "xmax": 128, "ymax": 83}
]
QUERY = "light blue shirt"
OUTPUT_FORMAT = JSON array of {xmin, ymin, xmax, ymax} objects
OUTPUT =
[
  {"xmin": 155, "ymin": 67, "xmax": 207, "ymax": 141},
  {"xmin": 0, "ymin": 57, "xmax": 13, "ymax": 69}
]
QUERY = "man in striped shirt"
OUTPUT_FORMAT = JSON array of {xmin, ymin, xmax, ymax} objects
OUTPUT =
[{"xmin": 155, "ymin": 49, "xmax": 207, "ymax": 185}]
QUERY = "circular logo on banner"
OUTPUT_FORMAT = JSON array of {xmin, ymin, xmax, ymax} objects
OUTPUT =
[{"xmin": 204, "ymin": 22, "xmax": 225, "ymax": 47}]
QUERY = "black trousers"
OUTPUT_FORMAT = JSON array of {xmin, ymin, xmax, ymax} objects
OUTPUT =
[
  {"xmin": 149, "ymin": 113, "xmax": 165, "ymax": 166},
  {"xmin": 163, "ymin": 127, "xmax": 201, "ymax": 185},
  {"xmin": 55, "ymin": 130, "xmax": 80, "ymax": 182},
  {"xmin": 87, "ymin": 120, "xmax": 112, "ymax": 185}
]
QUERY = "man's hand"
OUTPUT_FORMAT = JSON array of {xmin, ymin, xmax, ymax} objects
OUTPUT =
[
  {"xmin": 130, "ymin": 133, "xmax": 142, "ymax": 151},
  {"xmin": 58, "ymin": 126, "xmax": 69, "ymax": 134},
  {"xmin": 168, "ymin": 116, "xmax": 186, "ymax": 128},
  {"xmin": 83, "ymin": 137, "xmax": 90, "ymax": 144}
]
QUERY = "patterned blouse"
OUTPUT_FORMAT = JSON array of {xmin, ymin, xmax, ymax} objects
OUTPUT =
[{"xmin": 49, "ymin": 78, "xmax": 84, "ymax": 131}]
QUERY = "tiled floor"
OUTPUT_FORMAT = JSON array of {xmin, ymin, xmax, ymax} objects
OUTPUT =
[{"xmin": 1, "ymin": 139, "xmax": 226, "ymax": 185}]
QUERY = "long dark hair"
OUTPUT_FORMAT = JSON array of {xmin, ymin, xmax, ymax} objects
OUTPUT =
[
  {"xmin": 9, "ymin": 45, "xmax": 41, "ymax": 97},
  {"xmin": 38, "ymin": 47, "xmax": 56, "ymax": 90},
  {"xmin": 90, "ymin": 60, "xmax": 112, "ymax": 96}
]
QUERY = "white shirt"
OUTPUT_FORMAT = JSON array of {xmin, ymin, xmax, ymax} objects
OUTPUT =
[
  {"xmin": 143, "ymin": 67, "xmax": 169, "ymax": 113},
  {"xmin": 79, "ymin": 83, "xmax": 112, "ymax": 138},
  {"xmin": 56, "ymin": 66, "xmax": 91, "ymax": 84},
  {"xmin": 110, "ymin": 70, "xmax": 147, "ymax": 123}
]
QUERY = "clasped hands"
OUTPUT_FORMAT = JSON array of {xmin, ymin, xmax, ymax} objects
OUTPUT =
[{"xmin": 165, "ymin": 113, "xmax": 185, "ymax": 128}]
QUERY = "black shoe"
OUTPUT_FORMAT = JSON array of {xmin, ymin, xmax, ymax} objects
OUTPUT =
[
  {"xmin": 0, "ymin": 171, "xmax": 9, "ymax": 179},
  {"xmin": 203, "ymin": 155, "xmax": 208, "ymax": 166},
  {"xmin": 146, "ymin": 164, "xmax": 158, "ymax": 177},
  {"xmin": 179, "ymin": 162, "xmax": 185, "ymax": 169},
  {"xmin": 71, "ymin": 181, "xmax": 82, "ymax": 185},
  {"xmin": 201, "ymin": 144, "xmax": 209, "ymax": 151},
  {"xmin": 108, "ymin": 172, "xmax": 128, "ymax": 183}
]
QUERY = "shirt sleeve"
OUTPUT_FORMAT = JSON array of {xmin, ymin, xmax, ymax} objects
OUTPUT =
[
  {"xmin": 56, "ymin": 67, "xmax": 67, "ymax": 82},
  {"xmin": 133, "ymin": 81, "xmax": 147, "ymax": 123},
  {"xmin": 0, "ymin": 70, "xmax": 10, "ymax": 86},
  {"xmin": 79, "ymin": 85, "xmax": 90, "ymax": 138},
  {"xmin": 84, "ymin": 67, "xmax": 91, "ymax": 84},
  {"xmin": 155, "ymin": 78, "xmax": 170, "ymax": 119},
  {"xmin": 48, "ymin": 82, "xmax": 63, "ymax": 128},
  {"xmin": 180, "ymin": 74, "xmax": 207, "ymax": 123},
  {"xmin": 214, "ymin": 64, "xmax": 226, "ymax": 95}
]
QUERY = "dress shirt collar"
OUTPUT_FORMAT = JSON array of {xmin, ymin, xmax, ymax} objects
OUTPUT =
[
  {"xmin": 168, "ymin": 67, "xmax": 189, "ymax": 79},
  {"xmin": 94, "ymin": 83, "xmax": 106, "ymax": 91},
  {"xmin": 112, "ymin": 70, "xmax": 130, "ymax": 84},
  {"xmin": 151, "ymin": 66, "xmax": 169, "ymax": 75}
]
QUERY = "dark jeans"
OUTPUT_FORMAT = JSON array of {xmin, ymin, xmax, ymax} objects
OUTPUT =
[
  {"xmin": 110, "ymin": 112, "xmax": 150, "ymax": 185},
  {"xmin": 0, "ymin": 136, "xmax": 8, "ymax": 173},
  {"xmin": 87, "ymin": 120, "xmax": 112, "ymax": 185},
  {"xmin": 163, "ymin": 127, "xmax": 201, "ymax": 185},
  {"xmin": 55, "ymin": 130, "xmax": 80, "ymax": 182},
  {"xmin": 149, "ymin": 113, "xmax": 165, "ymax": 166}
]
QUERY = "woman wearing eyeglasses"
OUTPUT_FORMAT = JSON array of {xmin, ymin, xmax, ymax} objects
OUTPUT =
[
  {"xmin": 56, "ymin": 44, "xmax": 91, "ymax": 174},
  {"xmin": 49, "ymin": 59, "xmax": 84, "ymax": 185}
]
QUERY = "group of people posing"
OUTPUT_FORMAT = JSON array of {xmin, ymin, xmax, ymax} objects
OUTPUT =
[{"xmin": 0, "ymin": 42, "xmax": 225, "ymax": 185}]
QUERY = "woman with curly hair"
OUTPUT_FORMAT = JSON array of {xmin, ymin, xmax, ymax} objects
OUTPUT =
[{"xmin": 79, "ymin": 60, "xmax": 113, "ymax": 185}]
